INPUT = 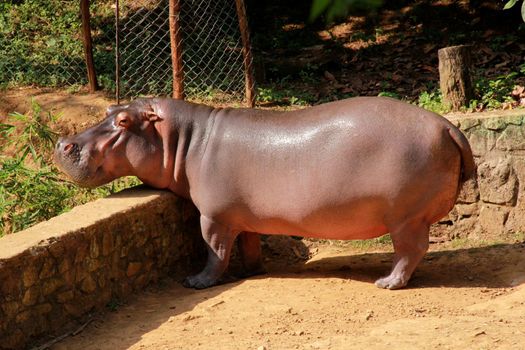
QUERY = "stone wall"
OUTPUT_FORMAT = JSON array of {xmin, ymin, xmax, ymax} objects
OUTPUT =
[
  {"xmin": 433, "ymin": 109, "xmax": 525, "ymax": 239},
  {"xmin": 0, "ymin": 188, "xmax": 203, "ymax": 349}
]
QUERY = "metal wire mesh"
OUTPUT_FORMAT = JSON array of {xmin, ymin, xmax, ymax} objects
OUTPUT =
[
  {"xmin": 0, "ymin": 1, "xmax": 88, "ymax": 88},
  {"xmin": 0, "ymin": 0, "xmax": 249, "ymax": 104},
  {"xmin": 119, "ymin": 0, "xmax": 248, "ymax": 103},
  {"xmin": 0, "ymin": 0, "xmax": 116, "ymax": 90}
]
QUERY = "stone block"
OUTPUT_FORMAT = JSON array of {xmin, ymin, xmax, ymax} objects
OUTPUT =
[
  {"xmin": 39, "ymin": 258, "xmax": 57, "ymax": 279},
  {"xmin": 457, "ymin": 178, "xmax": 479, "ymax": 203},
  {"xmin": 455, "ymin": 203, "xmax": 479, "ymax": 217},
  {"xmin": 23, "ymin": 263, "xmax": 41, "ymax": 288},
  {"xmin": 42, "ymin": 278, "xmax": 64, "ymax": 296},
  {"xmin": 22, "ymin": 286, "xmax": 40, "ymax": 306},
  {"xmin": 58, "ymin": 257, "xmax": 71, "ymax": 274},
  {"xmin": 102, "ymin": 232, "xmax": 114, "ymax": 256},
  {"xmin": 496, "ymin": 124, "xmax": 525, "ymax": 151},
  {"xmin": 80, "ymin": 275, "xmax": 97, "ymax": 294},
  {"xmin": 2, "ymin": 301, "xmax": 20, "ymax": 319},
  {"xmin": 135, "ymin": 233, "xmax": 148, "ymax": 248},
  {"xmin": 75, "ymin": 264, "xmax": 90, "ymax": 284},
  {"xmin": 74, "ymin": 241, "xmax": 89, "ymax": 264},
  {"xmin": 90, "ymin": 236, "xmax": 100, "ymax": 259},
  {"xmin": 127, "ymin": 262, "xmax": 142, "ymax": 277},
  {"xmin": 35, "ymin": 303, "xmax": 53, "ymax": 315},
  {"xmin": 483, "ymin": 118, "xmax": 507, "ymax": 131},
  {"xmin": 468, "ymin": 129, "xmax": 497, "ymax": 157},
  {"xmin": 2, "ymin": 329, "xmax": 24, "ymax": 350},
  {"xmin": 478, "ymin": 157, "xmax": 518, "ymax": 205},
  {"xmin": 15, "ymin": 310, "xmax": 31, "ymax": 324},
  {"xmin": 458, "ymin": 118, "xmax": 480, "ymax": 131},
  {"xmin": 48, "ymin": 241, "xmax": 65, "ymax": 259},
  {"xmin": 478, "ymin": 205, "xmax": 509, "ymax": 234},
  {"xmin": 502, "ymin": 114, "xmax": 524, "ymax": 126},
  {"xmin": 85, "ymin": 257, "xmax": 101, "ymax": 272},
  {"xmin": 56, "ymin": 290, "xmax": 74, "ymax": 304}
]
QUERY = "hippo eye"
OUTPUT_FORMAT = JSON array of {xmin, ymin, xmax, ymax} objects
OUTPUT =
[{"xmin": 115, "ymin": 113, "xmax": 132, "ymax": 128}]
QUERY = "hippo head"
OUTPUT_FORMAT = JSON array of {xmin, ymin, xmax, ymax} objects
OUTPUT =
[{"xmin": 54, "ymin": 102, "xmax": 163, "ymax": 188}]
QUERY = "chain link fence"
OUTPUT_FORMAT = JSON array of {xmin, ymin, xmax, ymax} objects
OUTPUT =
[
  {"xmin": 1, "ymin": 0, "xmax": 251, "ymax": 104},
  {"xmin": 119, "ymin": 0, "xmax": 249, "ymax": 103},
  {"xmin": 0, "ymin": 1, "xmax": 116, "ymax": 90}
]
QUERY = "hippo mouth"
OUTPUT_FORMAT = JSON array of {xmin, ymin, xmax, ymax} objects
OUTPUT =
[{"xmin": 54, "ymin": 130, "xmax": 123, "ymax": 188}]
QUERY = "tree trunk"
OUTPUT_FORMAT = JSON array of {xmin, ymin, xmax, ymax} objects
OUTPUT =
[
  {"xmin": 438, "ymin": 45, "xmax": 474, "ymax": 111},
  {"xmin": 80, "ymin": 0, "xmax": 98, "ymax": 93}
]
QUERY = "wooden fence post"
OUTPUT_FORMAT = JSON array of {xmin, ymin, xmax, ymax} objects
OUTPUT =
[
  {"xmin": 80, "ymin": 0, "xmax": 98, "ymax": 93},
  {"xmin": 235, "ymin": 0, "xmax": 256, "ymax": 107},
  {"xmin": 115, "ymin": 0, "xmax": 120, "ymax": 103},
  {"xmin": 169, "ymin": 0, "xmax": 185, "ymax": 100}
]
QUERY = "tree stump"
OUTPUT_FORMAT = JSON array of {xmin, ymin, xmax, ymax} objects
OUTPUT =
[{"xmin": 438, "ymin": 45, "xmax": 474, "ymax": 111}]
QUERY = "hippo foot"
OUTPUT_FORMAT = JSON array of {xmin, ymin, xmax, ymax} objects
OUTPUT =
[
  {"xmin": 182, "ymin": 273, "xmax": 218, "ymax": 289},
  {"xmin": 374, "ymin": 275, "xmax": 408, "ymax": 290}
]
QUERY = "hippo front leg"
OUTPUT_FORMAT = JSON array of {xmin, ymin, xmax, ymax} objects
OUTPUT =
[
  {"xmin": 183, "ymin": 216, "xmax": 240, "ymax": 289},
  {"xmin": 375, "ymin": 220, "xmax": 430, "ymax": 290}
]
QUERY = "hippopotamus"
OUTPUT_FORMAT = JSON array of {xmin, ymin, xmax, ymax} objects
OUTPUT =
[{"xmin": 54, "ymin": 96, "xmax": 475, "ymax": 290}]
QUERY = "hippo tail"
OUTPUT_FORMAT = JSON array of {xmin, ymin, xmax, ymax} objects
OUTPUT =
[{"xmin": 447, "ymin": 126, "xmax": 476, "ymax": 183}]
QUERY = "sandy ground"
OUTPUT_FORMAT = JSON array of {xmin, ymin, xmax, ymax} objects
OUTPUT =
[
  {"xmin": 0, "ymin": 87, "xmax": 112, "ymax": 131},
  {"xmin": 49, "ymin": 240, "xmax": 525, "ymax": 350}
]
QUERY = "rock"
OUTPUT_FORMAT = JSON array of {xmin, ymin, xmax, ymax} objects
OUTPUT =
[
  {"xmin": 478, "ymin": 205, "xmax": 509, "ymax": 234},
  {"xmin": 458, "ymin": 118, "xmax": 480, "ymax": 131},
  {"xmin": 483, "ymin": 118, "xmax": 507, "ymax": 131},
  {"xmin": 468, "ymin": 129, "xmax": 497, "ymax": 157},
  {"xmin": 478, "ymin": 157, "xmax": 517, "ymax": 205},
  {"xmin": 496, "ymin": 125, "xmax": 525, "ymax": 151},
  {"xmin": 80, "ymin": 275, "xmax": 97, "ymax": 293},
  {"xmin": 23, "ymin": 264, "xmax": 40, "ymax": 288},
  {"xmin": 22, "ymin": 286, "xmax": 41, "ymax": 306},
  {"xmin": 126, "ymin": 262, "xmax": 142, "ymax": 277},
  {"xmin": 39, "ymin": 258, "xmax": 56, "ymax": 279},
  {"xmin": 457, "ymin": 178, "xmax": 479, "ymax": 204},
  {"xmin": 102, "ymin": 232, "xmax": 114, "ymax": 256},
  {"xmin": 56, "ymin": 290, "xmax": 74, "ymax": 303},
  {"xmin": 455, "ymin": 203, "xmax": 479, "ymax": 217}
]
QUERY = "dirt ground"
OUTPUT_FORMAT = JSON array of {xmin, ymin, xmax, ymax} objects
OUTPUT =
[
  {"xmin": 47, "ymin": 238, "xmax": 525, "ymax": 350},
  {"xmin": 0, "ymin": 87, "xmax": 113, "ymax": 132}
]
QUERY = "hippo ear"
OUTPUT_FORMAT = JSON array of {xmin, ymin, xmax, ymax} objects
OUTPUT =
[{"xmin": 142, "ymin": 106, "xmax": 163, "ymax": 122}]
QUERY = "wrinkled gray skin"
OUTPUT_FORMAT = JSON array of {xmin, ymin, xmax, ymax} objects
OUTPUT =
[{"xmin": 55, "ymin": 97, "xmax": 475, "ymax": 290}]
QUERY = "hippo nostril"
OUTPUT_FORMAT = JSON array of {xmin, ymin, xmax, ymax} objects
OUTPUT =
[{"xmin": 63, "ymin": 142, "xmax": 76, "ymax": 155}]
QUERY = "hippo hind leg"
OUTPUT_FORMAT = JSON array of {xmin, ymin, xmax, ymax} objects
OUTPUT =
[
  {"xmin": 237, "ymin": 232, "xmax": 266, "ymax": 277},
  {"xmin": 183, "ymin": 216, "xmax": 240, "ymax": 289},
  {"xmin": 375, "ymin": 219, "xmax": 429, "ymax": 290}
]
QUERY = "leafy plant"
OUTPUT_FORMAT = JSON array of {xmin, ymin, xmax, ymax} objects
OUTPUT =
[
  {"xmin": 378, "ymin": 91, "xmax": 400, "ymax": 99},
  {"xmin": 470, "ymin": 72, "xmax": 518, "ymax": 110},
  {"xmin": 503, "ymin": 0, "xmax": 525, "ymax": 22},
  {"xmin": 0, "ymin": 101, "xmax": 141, "ymax": 236},
  {"xmin": 257, "ymin": 86, "xmax": 316, "ymax": 106},
  {"xmin": 417, "ymin": 91, "xmax": 451, "ymax": 114}
]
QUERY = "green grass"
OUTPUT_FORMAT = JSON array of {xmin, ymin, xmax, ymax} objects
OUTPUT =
[{"xmin": 0, "ymin": 101, "xmax": 141, "ymax": 236}]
